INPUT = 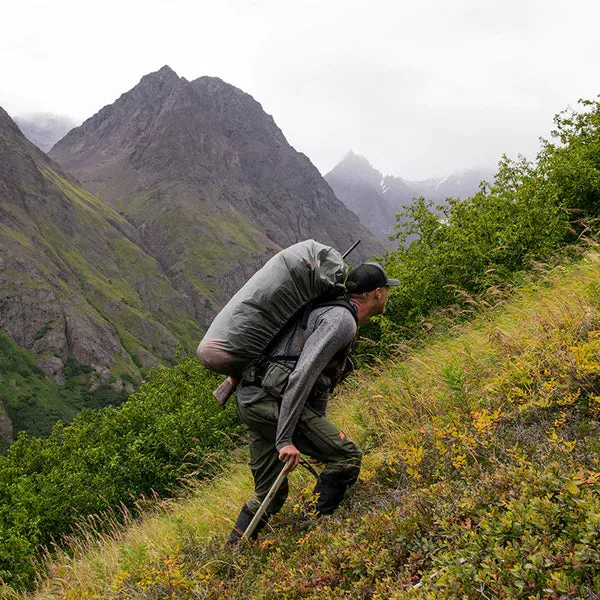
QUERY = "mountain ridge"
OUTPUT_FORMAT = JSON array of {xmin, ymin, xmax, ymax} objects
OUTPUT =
[
  {"xmin": 1, "ymin": 68, "xmax": 383, "ymax": 444},
  {"xmin": 50, "ymin": 67, "xmax": 382, "ymax": 308},
  {"xmin": 325, "ymin": 151, "xmax": 494, "ymax": 243},
  {"xmin": 0, "ymin": 104, "xmax": 207, "ymax": 444}
]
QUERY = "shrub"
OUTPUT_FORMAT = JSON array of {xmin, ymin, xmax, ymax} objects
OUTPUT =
[
  {"xmin": 382, "ymin": 96, "xmax": 600, "ymax": 336},
  {"xmin": 0, "ymin": 357, "xmax": 241, "ymax": 590}
]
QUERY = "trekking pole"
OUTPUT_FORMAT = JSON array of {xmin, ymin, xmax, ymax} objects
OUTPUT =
[
  {"xmin": 242, "ymin": 460, "xmax": 292, "ymax": 541},
  {"xmin": 342, "ymin": 239, "xmax": 361, "ymax": 259}
]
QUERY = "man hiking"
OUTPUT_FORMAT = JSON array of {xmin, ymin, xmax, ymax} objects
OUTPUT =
[{"xmin": 228, "ymin": 262, "xmax": 400, "ymax": 545}]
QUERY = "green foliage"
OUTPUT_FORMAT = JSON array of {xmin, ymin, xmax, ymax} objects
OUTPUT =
[
  {"xmin": 10, "ymin": 95, "xmax": 600, "ymax": 600},
  {"xmin": 0, "ymin": 330, "xmax": 78, "ymax": 439},
  {"xmin": 0, "ymin": 357, "xmax": 240, "ymax": 590},
  {"xmin": 101, "ymin": 253, "xmax": 600, "ymax": 600},
  {"xmin": 63, "ymin": 356, "xmax": 92, "ymax": 380},
  {"xmin": 0, "ymin": 329, "xmax": 42, "ymax": 378},
  {"xmin": 541, "ymin": 98, "xmax": 600, "ymax": 216},
  {"xmin": 382, "ymin": 96, "xmax": 600, "ymax": 337},
  {"xmin": 33, "ymin": 322, "xmax": 52, "ymax": 341},
  {"xmin": 0, "ymin": 330, "xmax": 129, "ymax": 442}
]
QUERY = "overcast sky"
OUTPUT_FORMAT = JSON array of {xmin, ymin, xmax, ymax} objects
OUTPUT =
[{"xmin": 2, "ymin": 0, "xmax": 599, "ymax": 180}]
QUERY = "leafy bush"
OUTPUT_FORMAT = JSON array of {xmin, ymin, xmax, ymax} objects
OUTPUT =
[
  {"xmin": 0, "ymin": 357, "xmax": 240, "ymax": 590},
  {"xmin": 381, "ymin": 96, "xmax": 600, "ymax": 338},
  {"xmin": 63, "ymin": 356, "xmax": 93, "ymax": 380},
  {"xmin": 102, "ymin": 253, "xmax": 600, "ymax": 600}
]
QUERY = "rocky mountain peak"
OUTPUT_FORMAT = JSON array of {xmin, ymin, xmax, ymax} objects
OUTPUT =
[
  {"xmin": 49, "ymin": 66, "xmax": 383, "ymax": 322},
  {"xmin": 149, "ymin": 64, "xmax": 180, "ymax": 81},
  {"xmin": 325, "ymin": 152, "xmax": 395, "ymax": 244},
  {"xmin": 339, "ymin": 150, "xmax": 376, "ymax": 171},
  {"xmin": 133, "ymin": 64, "xmax": 187, "ymax": 106},
  {"xmin": 328, "ymin": 151, "xmax": 383, "ymax": 187},
  {"xmin": 326, "ymin": 152, "xmax": 496, "ymax": 245},
  {"xmin": 52, "ymin": 66, "xmax": 189, "ymax": 161}
]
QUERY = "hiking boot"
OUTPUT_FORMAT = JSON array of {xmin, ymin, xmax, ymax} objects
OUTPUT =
[{"xmin": 226, "ymin": 504, "xmax": 269, "ymax": 547}]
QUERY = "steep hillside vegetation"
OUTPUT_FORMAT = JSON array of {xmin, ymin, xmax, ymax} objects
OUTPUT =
[
  {"xmin": 0, "ymin": 355, "xmax": 240, "ymax": 591},
  {"xmin": 3, "ymin": 93, "xmax": 600, "ymax": 598},
  {"xmin": 20, "ymin": 250, "xmax": 600, "ymax": 600}
]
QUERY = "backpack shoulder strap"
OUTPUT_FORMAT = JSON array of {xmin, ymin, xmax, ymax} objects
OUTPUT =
[
  {"xmin": 242, "ymin": 298, "xmax": 357, "ymax": 388},
  {"xmin": 297, "ymin": 297, "xmax": 358, "ymax": 348},
  {"xmin": 314, "ymin": 298, "xmax": 358, "ymax": 325}
]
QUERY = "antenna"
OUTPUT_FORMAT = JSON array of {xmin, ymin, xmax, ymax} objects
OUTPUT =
[{"xmin": 342, "ymin": 239, "xmax": 361, "ymax": 259}]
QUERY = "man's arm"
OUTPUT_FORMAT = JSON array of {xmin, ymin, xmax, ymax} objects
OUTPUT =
[{"xmin": 275, "ymin": 307, "xmax": 356, "ymax": 465}]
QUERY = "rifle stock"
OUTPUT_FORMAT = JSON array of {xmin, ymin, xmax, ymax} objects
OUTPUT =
[{"xmin": 212, "ymin": 376, "xmax": 238, "ymax": 406}]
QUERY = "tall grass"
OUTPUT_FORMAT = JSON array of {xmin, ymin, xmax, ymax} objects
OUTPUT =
[{"xmin": 7, "ymin": 251, "xmax": 600, "ymax": 599}]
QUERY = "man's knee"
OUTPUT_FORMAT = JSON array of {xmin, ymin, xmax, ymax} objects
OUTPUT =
[
  {"xmin": 332, "ymin": 441, "xmax": 362, "ymax": 484},
  {"xmin": 323, "ymin": 460, "xmax": 360, "ymax": 488}
]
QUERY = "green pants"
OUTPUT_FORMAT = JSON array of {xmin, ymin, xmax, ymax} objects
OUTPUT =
[{"xmin": 238, "ymin": 397, "xmax": 362, "ymax": 517}]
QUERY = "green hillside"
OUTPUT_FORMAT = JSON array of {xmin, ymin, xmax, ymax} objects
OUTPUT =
[
  {"xmin": 0, "ymin": 330, "xmax": 127, "ymax": 450},
  {"xmin": 0, "ymin": 105, "xmax": 206, "ymax": 445},
  {"xmin": 20, "ymin": 249, "xmax": 600, "ymax": 600}
]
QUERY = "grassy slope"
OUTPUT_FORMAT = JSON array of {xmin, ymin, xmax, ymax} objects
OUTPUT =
[
  {"xmin": 0, "ymin": 331, "xmax": 82, "ymax": 448},
  {"xmin": 14, "ymin": 251, "xmax": 600, "ymax": 599},
  {"xmin": 39, "ymin": 166, "xmax": 205, "ymax": 362}
]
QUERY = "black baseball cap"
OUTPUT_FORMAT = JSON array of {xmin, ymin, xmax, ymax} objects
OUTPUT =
[{"xmin": 345, "ymin": 263, "xmax": 400, "ymax": 294}]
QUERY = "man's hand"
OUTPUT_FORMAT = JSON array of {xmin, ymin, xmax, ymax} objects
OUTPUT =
[{"xmin": 278, "ymin": 444, "xmax": 301, "ymax": 471}]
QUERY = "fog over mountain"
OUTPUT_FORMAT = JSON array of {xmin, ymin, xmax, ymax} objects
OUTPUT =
[
  {"xmin": 13, "ymin": 113, "xmax": 77, "ymax": 153},
  {"xmin": 326, "ymin": 151, "xmax": 494, "ymax": 243}
]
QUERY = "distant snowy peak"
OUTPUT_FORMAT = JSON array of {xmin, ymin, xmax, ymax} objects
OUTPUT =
[
  {"xmin": 328, "ymin": 151, "xmax": 383, "ymax": 187},
  {"xmin": 434, "ymin": 174, "xmax": 452, "ymax": 190},
  {"xmin": 325, "ymin": 152, "xmax": 495, "ymax": 244}
]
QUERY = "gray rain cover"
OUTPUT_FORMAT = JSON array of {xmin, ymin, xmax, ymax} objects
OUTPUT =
[{"xmin": 197, "ymin": 239, "xmax": 348, "ymax": 375}]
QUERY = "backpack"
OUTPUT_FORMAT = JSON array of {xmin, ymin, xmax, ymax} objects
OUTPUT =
[{"xmin": 197, "ymin": 240, "xmax": 354, "ymax": 404}]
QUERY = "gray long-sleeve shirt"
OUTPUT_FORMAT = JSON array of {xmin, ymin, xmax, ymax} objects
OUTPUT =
[{"xmin": 236, "ymin": 304, "xmax": 357, "ymax": 450}]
